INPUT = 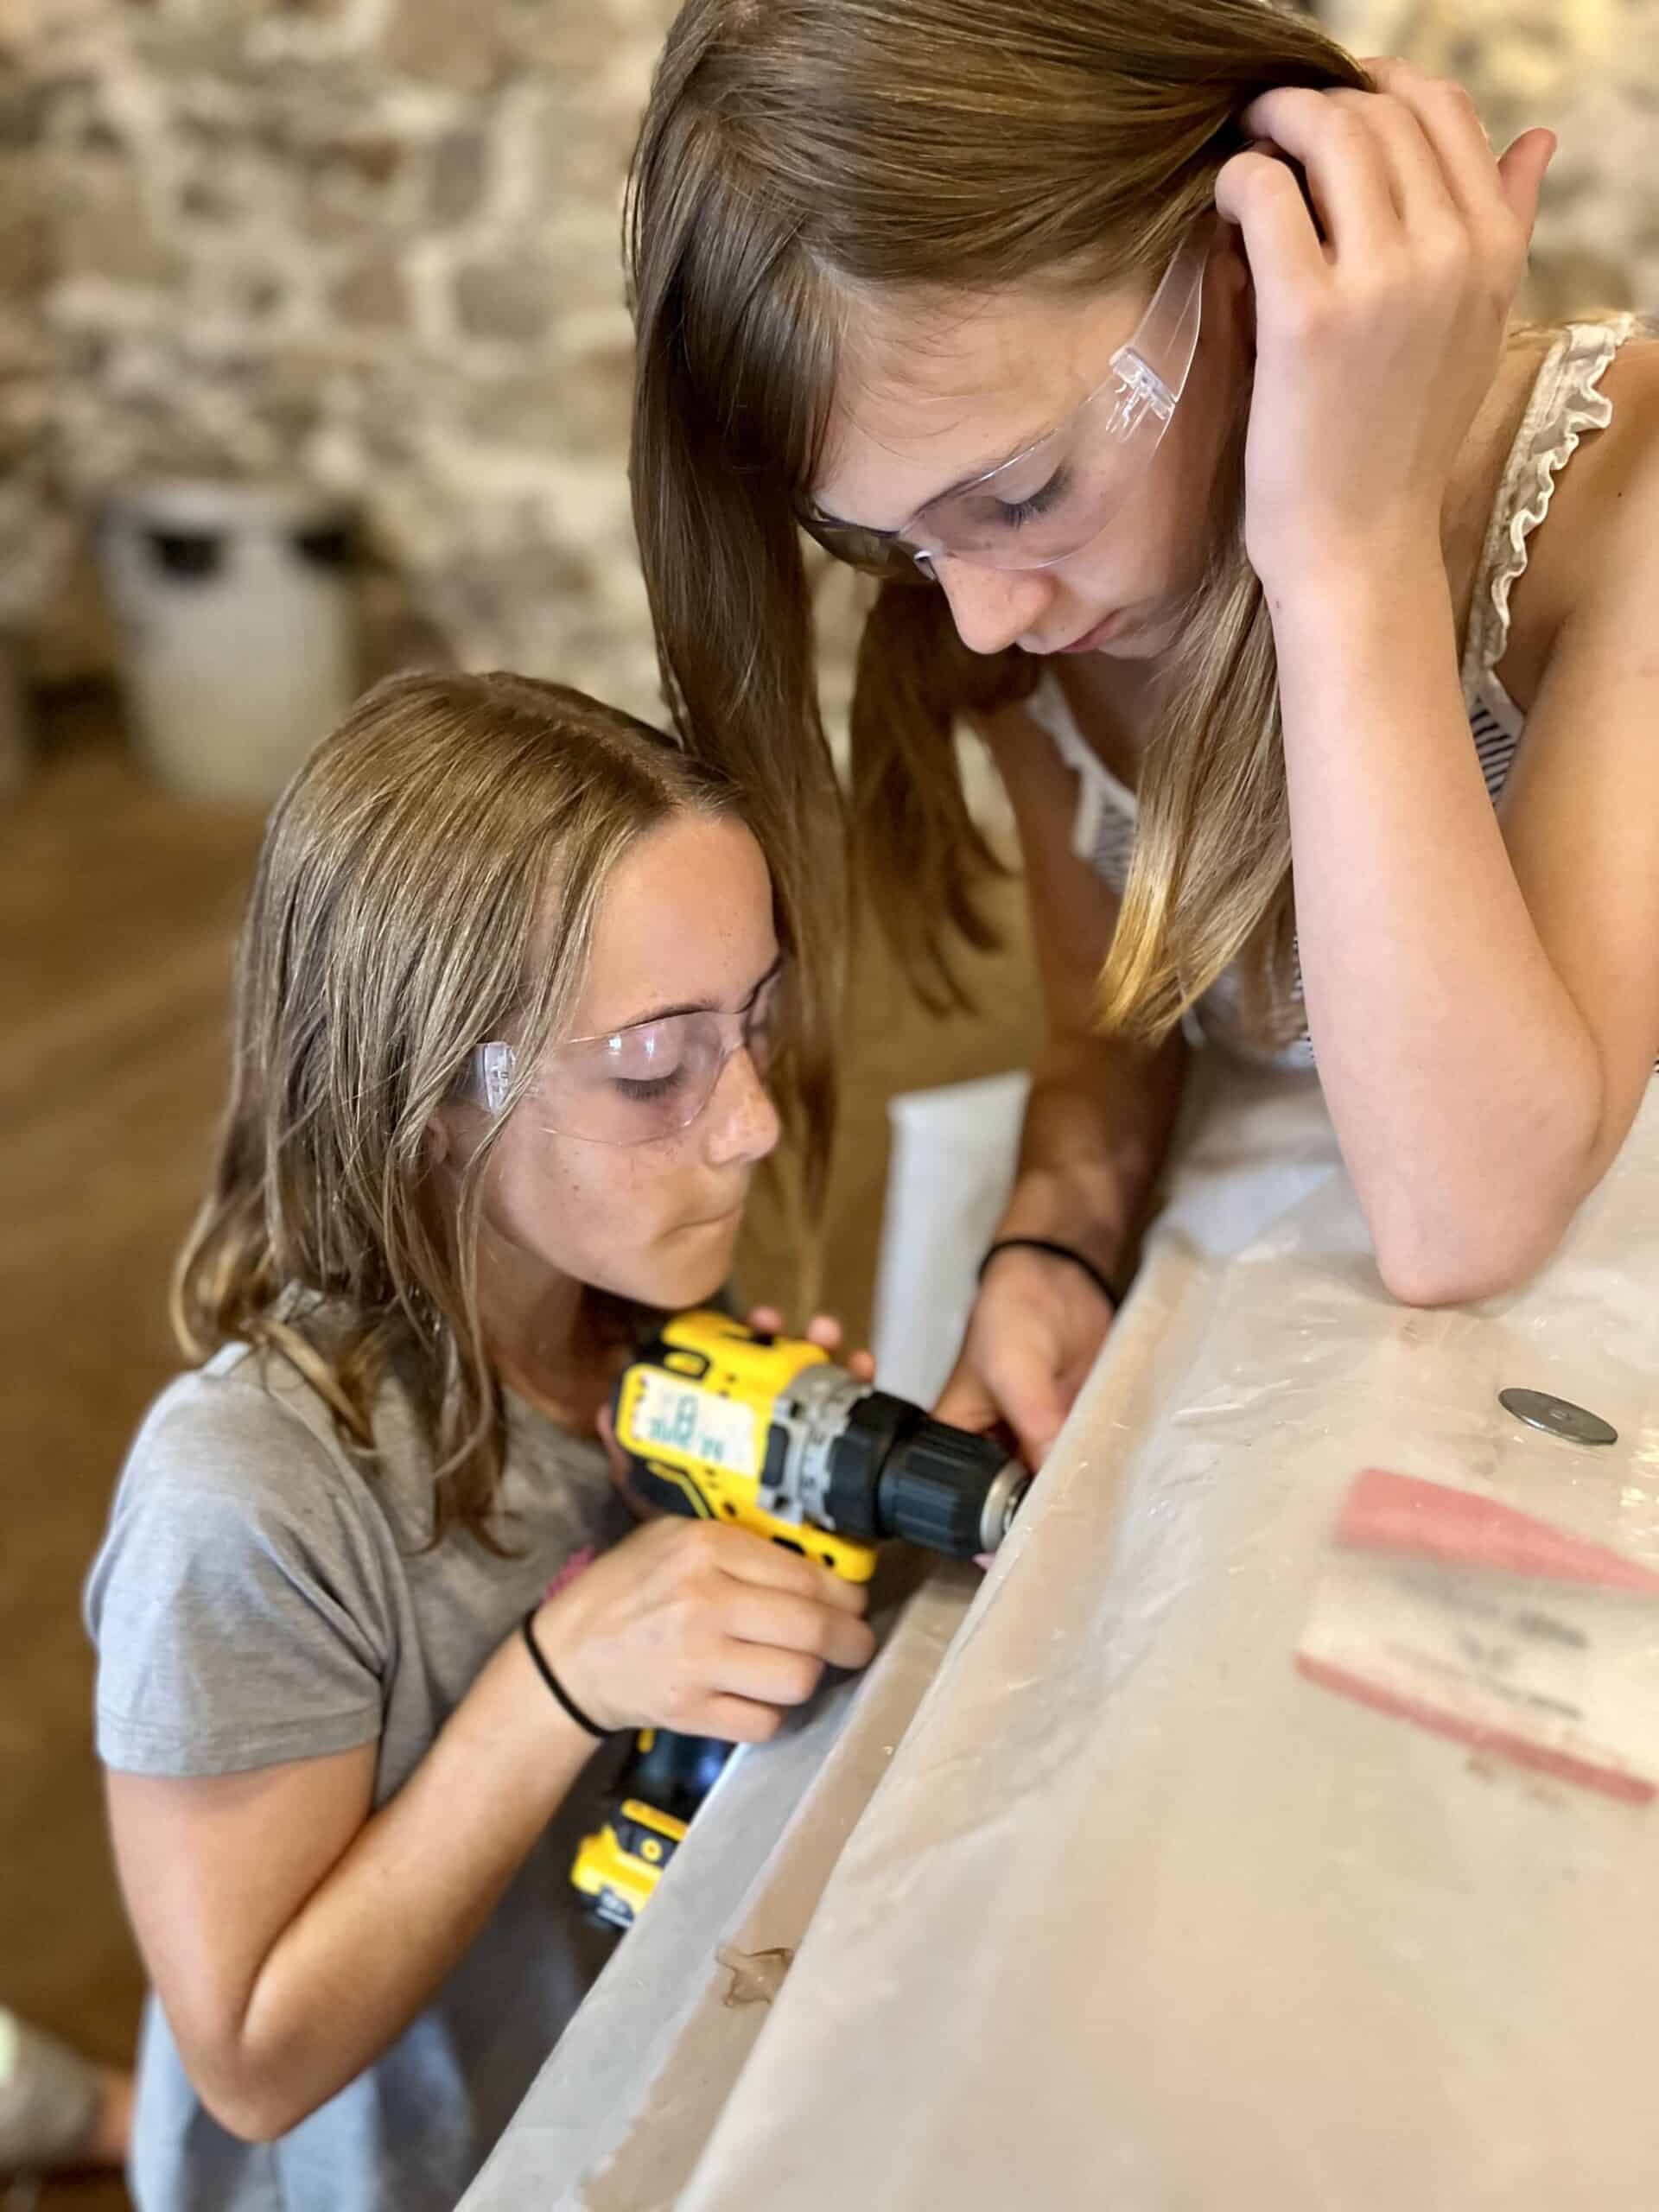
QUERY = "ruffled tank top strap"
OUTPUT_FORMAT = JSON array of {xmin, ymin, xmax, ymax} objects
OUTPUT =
[{"xmin": 1460, "ymin": 315, "xmax": 1641, "ymax": 708}]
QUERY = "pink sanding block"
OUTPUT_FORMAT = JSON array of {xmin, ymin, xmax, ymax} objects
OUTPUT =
[{"xmin": 1296, "ymin": 1469, "xmax": 1659, "ymax": 1804}]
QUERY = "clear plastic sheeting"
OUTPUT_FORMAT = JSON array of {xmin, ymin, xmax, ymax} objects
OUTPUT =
[
  {"xmin": 460, "ymin": 1554, "xmax": 979, "ymax": 2212},
  {"xmin": 465, "ymin": 1059, "xmax": 1659, "ymax": 2210}
]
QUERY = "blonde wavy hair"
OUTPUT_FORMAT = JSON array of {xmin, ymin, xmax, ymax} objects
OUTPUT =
[
  {"xmin": 174, "ymin": 670, "xmax": 773, "ymax": 1550},
  {"xmin": 628, "ymin": 0, "xmax": 1372, "ymax": 1141}
]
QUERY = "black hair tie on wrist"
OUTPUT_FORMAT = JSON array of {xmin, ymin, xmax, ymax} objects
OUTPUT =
[
  {"xmin": 978, "ymin": 1236, "xmax": 1126, "ymax": 1312},
  {"xmin": 521, "ymin": 1609, "xmax": 611, "ymax": 1738}
]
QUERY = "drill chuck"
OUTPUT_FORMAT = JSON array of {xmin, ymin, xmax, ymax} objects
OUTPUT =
[{"xmin": 825, "ymin": 1389, "xmax": 1030, "ymax": 1559}]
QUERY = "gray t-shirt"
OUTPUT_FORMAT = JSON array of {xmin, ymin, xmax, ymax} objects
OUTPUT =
[{"xmin": 85, "ymin": 1336, "xmax": 635, "ymax": 2212}]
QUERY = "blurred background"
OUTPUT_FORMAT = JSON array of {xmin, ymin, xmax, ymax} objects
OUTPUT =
[{"xmin": 2, "ymin": 2, "xmax": 1653, "ymax": 2203}]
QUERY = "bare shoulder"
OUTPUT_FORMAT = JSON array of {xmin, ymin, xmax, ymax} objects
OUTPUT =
[
  {"xmin": 1566, "ymin": 332, "xmax": 1659, "ymax": 549},
  {"xmin": 1503, "ymin": 329, "xmax": 1659, "ymax": 696}
]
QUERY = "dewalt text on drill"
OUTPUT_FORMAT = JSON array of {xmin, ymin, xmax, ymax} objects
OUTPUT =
[{"xmin": 570, "ymin": 1307, "xmax": 1031, "ymax": 1931}]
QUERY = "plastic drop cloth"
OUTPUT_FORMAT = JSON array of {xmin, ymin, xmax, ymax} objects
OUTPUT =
[{"xmin": 463, "ymin": 1058, "xmax": 1659, "ymax": 2211}]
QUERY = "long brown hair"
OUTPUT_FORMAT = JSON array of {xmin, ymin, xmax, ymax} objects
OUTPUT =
[
  {"xmin": 175, "ymin": 670, "xmax": 763, "ymax": 1550},
  {"xmin": 628, "ymin": 0, "xmax": 1370, "ymax": 1070}
]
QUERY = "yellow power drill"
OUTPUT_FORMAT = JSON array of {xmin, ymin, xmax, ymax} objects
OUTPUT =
[{"xmin": 570, "ymin": 1308, "xmax": 1031, "ymax": 1931}]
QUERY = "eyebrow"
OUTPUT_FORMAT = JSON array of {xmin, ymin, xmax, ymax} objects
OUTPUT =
[{"xmin": 605, "ymin": 952, "xmax": 784, "ymax": 1034}]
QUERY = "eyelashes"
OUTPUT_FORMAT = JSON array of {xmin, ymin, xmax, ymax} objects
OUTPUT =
[
  {"xmin": 990, "ymin": 467, "xmax": 1071, "ymax": 530},
  {"xmin": 613, "ymin": 1073, "xmax": 685, "ymax": 1102}
]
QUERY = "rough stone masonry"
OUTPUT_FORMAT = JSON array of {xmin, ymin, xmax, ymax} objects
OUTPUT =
[{"xmin": 1, "ymin": 0, "xmax": 1653, "ymax": 727}]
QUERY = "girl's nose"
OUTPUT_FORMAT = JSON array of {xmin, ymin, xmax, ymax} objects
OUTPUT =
[
  {"xmin": 932, "ymin": 556, "xmax": 1058, "ymax": 656},
  {"xmin": 703, "ymin": 1044, "xmax": 781, "ymax": 1166}
]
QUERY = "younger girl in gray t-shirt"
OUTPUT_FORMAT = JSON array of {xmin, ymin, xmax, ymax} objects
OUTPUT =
[{"xmin": 85, "ymin": 671, "xmax": 875, "ymax": 2212}]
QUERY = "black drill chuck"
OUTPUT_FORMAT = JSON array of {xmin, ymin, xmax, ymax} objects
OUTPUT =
[{"xmin": 824, "ymin": 1390, "xmax": 1030, "ymax": 1559}]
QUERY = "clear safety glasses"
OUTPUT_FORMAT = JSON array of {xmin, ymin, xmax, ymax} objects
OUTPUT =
[
  {"xmin": 801, "ymin": 223, "xmax": 1210, "ymax": 582},
  {"xmin": 465, "ymin": 965, "xmax": 783, "ymax": 1150}
]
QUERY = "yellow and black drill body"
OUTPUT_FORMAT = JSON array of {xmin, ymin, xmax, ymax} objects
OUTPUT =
[{"xmin": 571, "ymin": 1309, "xmax": 1030, "ymax": 1931}]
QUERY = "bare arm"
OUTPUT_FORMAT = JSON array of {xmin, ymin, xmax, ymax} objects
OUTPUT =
[
  {"xmin": 108, "ymin": 1636, "xmax": 592, "ymax": 2143},
  {"xmin": 105, "ymin": 1520, "xmax": 874, "ymax": 2143},
  {"xmin": 983, "ymin": 700, "xmax": 1186, "ymax": 1274},
  {"xmin": 1272, "ymin": 499, "xmax": 1659, "ymax": 1302},
  {"xmin": 1224, "ymin": 68, "xmax": 1659, "ymax": 1303},
  {"xmin": 935, "ymin": 703, "xmax": 1185, "ymax": 1463}
]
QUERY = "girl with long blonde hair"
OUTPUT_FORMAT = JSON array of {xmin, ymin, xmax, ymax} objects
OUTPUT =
[
  {"xmin": 85, "ymin": 671, "xmax": 874, "ymax": 2212},
  {"xmin": 629, "ymin": 0, "xmax": 1659, "ymax": 1467}
]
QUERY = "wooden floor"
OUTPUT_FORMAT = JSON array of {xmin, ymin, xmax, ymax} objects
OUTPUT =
[
  {"xmin": 0, "ymin": 685, "xmax": 1037, "ymax": 2205},
  {"xmin": 2, "ymin": 690, "xmax": 270, "ymax": 2209}
]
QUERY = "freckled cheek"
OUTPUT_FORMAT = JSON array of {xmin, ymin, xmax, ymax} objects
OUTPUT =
[
  {"xmin": 1146, "ymin": 428, "xmax": 1215, "ymax": 563},
  {"xmin": 480, "ymin": 1102, "xmax": 726, "ymax": 1267},
  {"xmin": 1056, "ymin": 447, "xmax": 1202, "ymax": 611},
  {"xmin": 1061, "ymin": 510, "xmax": 1175, "ymax": 610},
  {"xmin": 525, "ymin": 1136, "xmax": 704, "ymax": 1260},
  {"xmin": 559, "ymin": 1144, "xmax": 742, "ymax": 1306}
]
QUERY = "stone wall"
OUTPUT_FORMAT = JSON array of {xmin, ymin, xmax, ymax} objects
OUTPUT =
[
  {"xmin": 1, "ymin": 0, "xmax": 1653, "ymax": 728},
  {"xmin": 1324, "ymin": 0, "xmax": 1659, "ymax": 321},
  {"xmin": 2, "ymin": 0, "xmax": 692, "ymax": 719}
]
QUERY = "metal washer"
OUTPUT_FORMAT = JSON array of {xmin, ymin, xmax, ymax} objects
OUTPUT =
[{"xmin": 1498, "ymin": 1387, "xmax": 1618, "ymax": 1448}]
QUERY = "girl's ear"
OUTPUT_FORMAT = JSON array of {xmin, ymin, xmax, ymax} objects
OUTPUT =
[{"xmin": 425, "ymin": 1111, "xmax": 452, "ymax": 1166}]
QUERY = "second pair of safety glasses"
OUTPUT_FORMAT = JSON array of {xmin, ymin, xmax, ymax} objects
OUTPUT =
[
  {"xmin": 801, "ymin": 223, "xmax": 1211, "ymax": 581},
  {"xmin": 466, "ymin": 964, "xmax": 783, "ymax": 1149}
]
